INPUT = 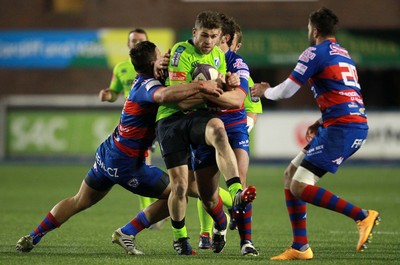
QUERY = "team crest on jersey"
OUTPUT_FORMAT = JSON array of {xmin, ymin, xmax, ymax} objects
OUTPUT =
[
  {"xmin": 299, "ymin": 47, "xmax": 316, "ymax": 63},
  {"xmin": 128, "ymin": 178, "xmax": 139, "ymax": 188},
  {"xmin": 172, "ymin": 46, "xmax": 186, "ymax": 66},
  {"xmin": 214, "ymin": 57, "xmax": 220, "ymax": 68}
]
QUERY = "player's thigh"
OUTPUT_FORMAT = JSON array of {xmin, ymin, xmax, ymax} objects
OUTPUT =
[
  {"xmin": 129, "ymin": 166, "xmax": 170, "ymax": 198},
  {"xmin": 77, "ymin": 179, "xmax": 110, "ymax": 207},
  {"xmin": 188, "ymin": 110, "xmax": 218, "ymax": 145},
  {"xmin": 156, "ymin": 115, "xmax": 191, "ymax": 168},
  {"xmin": 156, "ymin": 114, "xmax": 189, "ymax": 155}
]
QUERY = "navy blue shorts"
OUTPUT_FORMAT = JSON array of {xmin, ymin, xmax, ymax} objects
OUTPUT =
[
  {"xmin": 85, "ymin": 140, "xmax": 169, "ymax": 198},
  {"xmin": 304, "ymin": 125, "xmax": 368, "ymax": 174},
  {"xmin": 191, "ymin": 129, "xmax": 249, "ymax": 170}
]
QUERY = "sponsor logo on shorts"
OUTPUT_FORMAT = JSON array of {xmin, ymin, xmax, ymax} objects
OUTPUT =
[
  {"xmin": 238, "ymin": 139, "xmax": 249, "ymax": 147},
  {"xmin": 96, "ymin": 153, "xmax": 119, "ymax": 178},
  {"xmin": 332, "ymin": 156, "xmax": 344, "ymax": 165},
  {"xmin": 307, "ymin": 144, "xmax": 324, "ymax": 156},
  {"xmin": 351, "ymin": 139, "xmax": 366, "ymax": 148}
]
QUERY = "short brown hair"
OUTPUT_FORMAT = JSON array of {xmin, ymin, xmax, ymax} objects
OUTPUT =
[
  {"xmin": 129, "ymin": 41, "xmax": 156, "ymax": 74},
  {"xmin": 219, "ymin": 13, "xmax": 236, "ymax": 47},
  {"xmin": 194, "ymin": 10, "xmax": 222, "ymax": 30},
  {"xmin": 309, "ymin": 7, "xmax": 339, "ymax": 37}
]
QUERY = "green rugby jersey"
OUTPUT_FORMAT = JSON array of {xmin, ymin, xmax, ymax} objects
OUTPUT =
[
  {"xmin": 109, "ymin": 59, "xmax": 137, "ymax": 98},
  {"xmin": 244, "ymin": 76, "xmax": 263, "ymax": 114},
  {"xmin": 156, "ymin": 40, "xmax": 227, "ymax": 121}
]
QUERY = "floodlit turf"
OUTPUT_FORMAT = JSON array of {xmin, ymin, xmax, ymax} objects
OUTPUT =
[{"xmin": 1, "ymin": 163, "xmax": 399, "ymax": 264}]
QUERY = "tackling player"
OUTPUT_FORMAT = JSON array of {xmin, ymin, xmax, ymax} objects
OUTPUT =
[
  {"xmin": 16, "ymin": 41, "xmax": 223, "ymax": 255},
  {"xmin": 98, "ymin": 29, "xmax": 162, "ymax": 227},
  {"xmin": 251, "ymin": 7, "xmax": 380, "ymax": 260}
]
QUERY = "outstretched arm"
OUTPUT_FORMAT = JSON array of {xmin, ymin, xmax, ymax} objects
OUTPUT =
[{"xmin": 251, "ymin": 78, "xmax": 301, "ymax": 100}]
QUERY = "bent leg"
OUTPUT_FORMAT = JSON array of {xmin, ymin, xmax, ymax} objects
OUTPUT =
[
  {"xmin": 17, "ymin": 179, "xmax": 109, "ymax": 251},
  {"xmin": 205, "ymin": 118, "xmax": 242, "ymax": 198},
  {"xmin": 205, "ymin": 118, "xmax": 239, "ymax": 182},
  {"xmin": 50, "ymin": 180, "xmax": 109, "ymax": 224}
]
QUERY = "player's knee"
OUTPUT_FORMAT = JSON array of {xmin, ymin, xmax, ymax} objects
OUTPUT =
[
  {"xmin": 283, "ymin": 166, "xmax": 292, "ymax": 182},
  {"xmin": 207, "ymin": 126, "xmax": 228, "ymax": 147},
  {"xmin": 171, "ymin": 183, "xmax": 188, "ymax": 199},
  {"xmin": 283, "ymin": 164, "xmax": 296, "ymax": 188},
  {"xmin": 289, "ymin": 180, "xmax": 305, "ymax": 198},
  {"xmin": 290, "ymin": 166, "xmax": 319, "ymax": 198}
]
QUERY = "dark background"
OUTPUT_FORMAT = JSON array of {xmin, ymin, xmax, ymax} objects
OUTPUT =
[{"xmin": 1, "ymin": 0, "xmax": 399, "ymax": 110}]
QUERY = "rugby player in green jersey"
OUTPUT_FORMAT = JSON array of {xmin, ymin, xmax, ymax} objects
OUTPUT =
[
  {"xmin": 99, "ymin": 28, "xmax": 148, "ymax": 101},
  {"xmin": 155, "ymin": 10, "xmax": 255, "ymax": 255},
  {"xmin": 194, "ymin": 15, "xmax": 259, "ymax": 256}
]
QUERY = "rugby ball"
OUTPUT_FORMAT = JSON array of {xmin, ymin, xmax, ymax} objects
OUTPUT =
[{"xmin": 192, "ymin": 64, "xmax": 219, "ymax": 81}]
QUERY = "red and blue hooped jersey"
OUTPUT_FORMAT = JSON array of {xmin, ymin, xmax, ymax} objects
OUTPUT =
[
  {"xmin": 289, "ymin": 38, "xmax": 368, "ymax": 129},
  {"xmin": 209, "ymin": 49, "xmax": 249, "ymax": 132},
  {"xmin": 110, "ymin": 74, "xmax": 163, "ymax": 158}
]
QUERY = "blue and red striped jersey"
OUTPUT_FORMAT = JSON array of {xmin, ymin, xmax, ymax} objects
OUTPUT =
[
  {"xmin": 209, "ymin": 49, "xmax": 248, "ymax": 131},
  {"xmin": 289, "ymin": 38, "xmax": 368, "ymax": 129},
  {"xmin": 111, "ymin": 74, "xmax": 163, "ymax": 158}
]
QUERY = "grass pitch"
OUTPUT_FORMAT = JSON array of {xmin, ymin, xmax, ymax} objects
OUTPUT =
[{"xmin": 1, "ymin": 162, "xmax": 399, "ymax": 265}]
